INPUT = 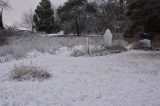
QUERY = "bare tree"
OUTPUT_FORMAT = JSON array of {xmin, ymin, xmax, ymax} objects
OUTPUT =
[
  {"xmin": 93, "ymin": 0, "xmax": 128, "ymax": 34},
  {"xmin": 21, "ymin": 9, "xmax": 34, "ymax": 31},
  {"xmin": 0, "ymin": 0, "xmax": 10, "ymax": 29}
]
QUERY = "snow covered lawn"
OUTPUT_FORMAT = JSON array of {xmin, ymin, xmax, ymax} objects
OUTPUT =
[{"xmin": 0, "ymin": 50, "xmax": 160, "ymax": 106}]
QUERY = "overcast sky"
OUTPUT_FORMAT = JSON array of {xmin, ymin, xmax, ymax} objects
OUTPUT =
[{"xmin": 3, "ymin": 0, "xmax": 67, "ymax": 27}]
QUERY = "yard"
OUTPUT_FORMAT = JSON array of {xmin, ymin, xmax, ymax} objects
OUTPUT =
[{"xmin": 0, "ymin": 36, "xmax": 160, "ymax": 106}]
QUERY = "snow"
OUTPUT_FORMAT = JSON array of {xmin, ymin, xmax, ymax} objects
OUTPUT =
[
  {"xmin": 124, "ymin": 44, "xmax": 133, "ymax": 51},
  {"xmin": 0, "ymin": 50, "xmax": 160, "ymax": 106},
  {"xmin": 55, "ymin": 47, "xmax": 72, "ymax": 56},
  {"xmin": 46, "ymin": 31, "xmax": 64, "ymax": 37}
]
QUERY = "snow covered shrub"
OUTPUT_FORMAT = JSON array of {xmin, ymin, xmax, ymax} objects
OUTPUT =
[
  {"xmin": 89, "ymin": 45, "xmax": 108, "ymax": 56},
  {"xmin": 10, "ymin": 65, "xmax": 51, "ymax": 81},
  {"xmin": 70, "ymin": 45, "xmax": 86, "ymax": 57},
  {"xmin": 0, "ymin": 45, "xmax": 27, "ymax": 59},
  {"xmin": 71, "ymin": 49, "xmax": 85, "ymax": 57}
]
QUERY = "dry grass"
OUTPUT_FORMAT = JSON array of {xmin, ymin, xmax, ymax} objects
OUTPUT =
[
  {"xmin": 10, "ymin": 65, "xmax": 51, "ymax": 81},
  {"xmin": 0, "ymin": 36, "xmax": 104, "ymax": 61}
]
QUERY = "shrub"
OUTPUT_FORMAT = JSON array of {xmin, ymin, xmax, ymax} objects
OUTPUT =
[
  {"xmin": 71, "ymin": 49, "xmax": 85, "ymax": 57},
  {"xmin": 0, "ymin": 30, "xmax": 7, "ymax": 46},
  {"xmin": 10, "ymin": 65, "xmax": 51, "ymax": 81},
  {"xmin": 70, "ymin": 45, "xmax": 86, "ymax": 57},
  {"xmin": 0, "ymin": 35, "xmax": 7, "ymax": 45}
]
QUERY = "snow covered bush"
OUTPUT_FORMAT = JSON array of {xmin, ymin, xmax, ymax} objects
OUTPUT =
[
  {"xmin": 71, "ymin": 49, "xmax": 85, "ymax": 57},
  {"xmin": 70, "ymin": 45, "xmax": 86, "ymax": 57},
  {"xmin": 10, "ymin": 65, "xmax": 51, "ymax": 81},
  {"xmin": 0, "ymin": 45, "xmax": 27, "ymax": 58}
]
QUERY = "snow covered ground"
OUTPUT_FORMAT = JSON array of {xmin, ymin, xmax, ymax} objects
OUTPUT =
[
  {"xmin": 0, "ymin": 50, "xmax": 160, "ymax": 106},
  {"xmin": 0, "ymin": 36, "xmax": 103, "ymax": 62}
]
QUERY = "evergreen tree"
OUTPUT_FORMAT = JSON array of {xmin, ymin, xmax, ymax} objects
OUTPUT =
[
  {"xmin": 57, "ymin": 0, "xmax": 96, "ymax": 36},
  {"xmin": 127, "ymin": 0, "xmax": 160, "ymax": 36},
  {"xmin": 33, "ymin": 0, "xmax": 55, "ymax": 34}
]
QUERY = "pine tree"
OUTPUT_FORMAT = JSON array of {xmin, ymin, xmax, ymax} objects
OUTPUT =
[
  {"xmin": 127, "ymin": 0, "xmax": 160, "ymax": 36},
  {"xmin": 57, "ymin": 0, "xmax": 87, "ymax": 36},
  {"xmin": 33, "ymin": 0, "xmax": 55, "ymax": 34}
]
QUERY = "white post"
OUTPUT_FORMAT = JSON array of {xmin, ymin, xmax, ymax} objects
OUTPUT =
[{"xmin": 104, "ymin": 29, "xmax": 113, "ymax": 48}]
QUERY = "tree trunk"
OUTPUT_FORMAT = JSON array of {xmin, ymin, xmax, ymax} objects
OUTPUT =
[
  {"xmin": 0, "ymin": 13, "xmax": 3, "ymax": 29},
  {"xmin": 75, "ymin": 18, "xmax": 80, "ymax": 36},
  {"xmin": 119, "ymin": 0, "xmax": 125, "ymax": 31},
  {"xmin": 31, "ymin": 23, "xmax": 34, "ymax": 32}
]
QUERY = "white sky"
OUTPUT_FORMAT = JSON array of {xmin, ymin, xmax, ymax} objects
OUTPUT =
[{"xmin": 3, "ymin": 0, "xmax": 67, "ymax": 27}]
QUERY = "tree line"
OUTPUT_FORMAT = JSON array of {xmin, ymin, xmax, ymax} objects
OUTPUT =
[{"xmin": 0, "ymin": 0, "xmax": 160, "ymax": 38}]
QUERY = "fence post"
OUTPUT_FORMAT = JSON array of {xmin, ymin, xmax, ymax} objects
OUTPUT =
[{"xmin": 87, "ymin": 36, "xmax": 90, "ymax": 55}]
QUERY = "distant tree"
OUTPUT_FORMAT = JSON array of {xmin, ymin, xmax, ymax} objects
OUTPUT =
[
  {"xmin": 95, "ymin": 0, "xmax": 125, "ymax": 33},
  {"xmin": 127, "ymin": 0, "xmax": 160, "ymax": 36},
  {"xmin": 33, "ymin": 0, "xmax": 55, "ymax": 34},
  {"xmin": 21, "ymin": 9, "xmax": 34, "ymax": 31},
  {"xmin": 57, "ymin": 0, "xmax": 96, "ymax": 36},
  {"xmin": 0, "ymin": 0, "xmax": 10, "ymax": 29}
]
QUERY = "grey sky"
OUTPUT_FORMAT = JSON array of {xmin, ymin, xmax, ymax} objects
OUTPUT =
[{"xmin": 3, "ymin": 0, "xmax": 67, "ymax": 27}]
